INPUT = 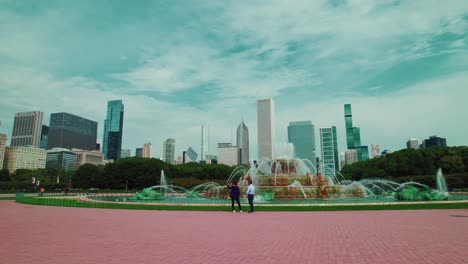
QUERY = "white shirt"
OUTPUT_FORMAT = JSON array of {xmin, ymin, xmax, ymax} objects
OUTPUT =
[{"xmin": 246, "ymin": 184, "xmax": 255, "ymax": 195}]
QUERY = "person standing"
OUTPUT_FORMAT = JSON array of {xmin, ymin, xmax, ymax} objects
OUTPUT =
[
  {"xmin": 246, "ymin": 180, "xmax": 255, "ymax": 213},
  {"xmin": 227, "ymin": 181, "xmax": 242, "ymax": 212}
]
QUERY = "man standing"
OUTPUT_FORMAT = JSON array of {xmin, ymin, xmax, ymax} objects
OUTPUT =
[{"xmin": 246, "ymin": 180, "xmax": 255, "ymax": 213}]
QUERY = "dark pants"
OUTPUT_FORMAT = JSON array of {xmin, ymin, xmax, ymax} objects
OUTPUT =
[
  {"xmin": 248, "ymin": 194, "xmax": 254, "ymax": 212},
  {"xmin": 231, "ymin": 197, "xmax": 242, "ymax": 211}
]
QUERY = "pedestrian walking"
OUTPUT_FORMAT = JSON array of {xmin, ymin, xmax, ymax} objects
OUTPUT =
[{"xmin": 246, "ymin": 180, "xmax": 255, "ymax": 213}]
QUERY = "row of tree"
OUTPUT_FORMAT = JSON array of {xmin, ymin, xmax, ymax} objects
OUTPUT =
[{"xmin": 0, "ymin": 157, "xmax": 237, "ymax": 191}]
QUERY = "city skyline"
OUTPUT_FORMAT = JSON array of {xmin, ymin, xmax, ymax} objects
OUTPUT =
[{"xmin": 0, "ymin": 1, "xmax": 467, "ymax": 159}]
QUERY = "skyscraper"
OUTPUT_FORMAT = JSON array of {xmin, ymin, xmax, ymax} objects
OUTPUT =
[
  {"xmin": 217, "ymin": 143, "xmax": 239, "ymax": 166},
  {"xmin": 184, "ymin": 147, "xmax": 198, "ymax": 162},
  {"xmin": 46, "ymin": 149, "xmax": 77, "ymax": 171},
  {"xmin": 319, "ymin": 126, "xmax": 339, "ymax": 177},
  {"xmin": 120, "ymin": 149, "xmax": 131, "ymax": 158},
  {"xmin": 257, "ymin": 98, "xmax": 275, "ymax": 160},
  {"xmin": 200, "ymin": 124, "xmax": 210, "ymax": 161},
  {"xmin": 371, "ymin": 144, "xmax": 380, "ymax": 158},
  {"xmin": 422, "ymin": 136, "xmax": 447, "ymax": 148},
  {"xmin": 163, "ymin": 138, "xmax": 175, "ymax": 164},
  {"xmin": 135, "ymin": 148, "xmax": 143, "ymax": 157},
  {"xmin": 287, "ymin": 121, "xmax": 316, "ymax": 169},
  {"xmin": 236, "ymin": 120, "xmax": 249, "ymax": 165},
  {"xmin": 47, "ymin": 112, "xmax": 98, "ymax": 151},
  {"xmin": 344, "ymin": 149, "xmax": 358, "ymax": 165},
  {"xmin": 0, "ymin": 133, "xmax": 7, "ymax": 169},
  {"xmin": 344, "ymin": 104, "xmax": 369, "ymax": 161},
  {"xmin": 142, "ymin": 142, "xmax": 152, "ymax": 158},
  {"xmin": 11, "ymin": 111, "xmax": 43, "ymax": 147},
  {"xmin": 103, "ymin": 100, "xmax": 124, "ymax": 160},
  {"xmin": 4, "ymin": 146, "xmax": 46, "ymax": 173},
  {"xmin": 406, "ymin": 139, "xmax": 419, "ymax": 150}
]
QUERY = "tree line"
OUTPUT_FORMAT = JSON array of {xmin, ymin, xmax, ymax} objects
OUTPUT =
[{"xmin": 0, "ymin": 157, "xmax": 237, "ymax": 191}]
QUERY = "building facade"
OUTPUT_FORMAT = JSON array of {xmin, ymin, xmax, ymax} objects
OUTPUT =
[
  {"xmin": 184, "ymin": 147, "xmax": 198, "ymax": 163},
  {"xmin": 257, "ymin": 98, "xmax": 275, "ymax": 160},
  {"xmin": 0, "ymin": 134, "xmax": 7, "ymax": 169},
  {"xmin": 236, "ymin": 120, "xmax": 249, "ymax": 165},
  {"xmin": 371, "ymin": 144, "xmax": 380, "ymax": 158},
  {"xmin": 287, "ymin": 121, "xmax": 316, "ymax": 169},
  {"xmin": 120, "ymin": 149, "xmax": 131, "ymax": 158},
  {"xmin": 4, "ymin": 146, "xmax": 46, "ymax": 173},
  {"xmin": 135, "ymin": 148, "xmax": 143, "ymax": 157},
  {"xmin": 103, "ymin": 100, "xmax": 124, "ymax": 160},
  {"xmin": 47, "ymin": 112, "xmax": 98, "ymax": 151},
  {"xmin": 72, "ymin": 148, "xmax": 104, "ymax": 168},
  {"xmin": 11, "ymin": 111, "xmax": 43, "ymax": 147},
  {"xmin": 217, "ymin": 143, "xmax": 239, "ymax": 166},
  {"xmin": 40, "ymin": 125, "xmax": 48, "ymax": 149},
  {"xmin": 163, "ymin": 138, "xmax": 175, "ymax": 164},
  {"xmin": 406, "ymin": 138, "xmax": 419, "ymax": 150},
  {"xmin": 319, "ymin": 126, "xmax": 339, "ymax": 177},
  {"xmin": 142, "ymin": 142, "xmax": 152, "ymax": 158},
  {"xmin": 46, "ymin": 149, "xmax": 77, "ymax": 171},
  {"xmin": 344, "ymin": 104, "xmax": 369, "ymax": 161},
  {"xmin": 200, "ymin": 124, "xmax": 211, "ymax": 161},
  {"xmin": 422, "ymin": 136, "xmax": 447, "ymax": 148},
  {"xmin": 344, "ymin": 149, "xmax": 358, "ymax": 165}
]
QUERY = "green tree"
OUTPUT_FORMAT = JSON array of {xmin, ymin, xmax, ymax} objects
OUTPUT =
[
  {"xmin": 0, "ymin": 169, "xmax": 10, "ymax": 181},
  {"xmin": 440, "ymin": 155, "xmax": 465, "ymax": 174}
]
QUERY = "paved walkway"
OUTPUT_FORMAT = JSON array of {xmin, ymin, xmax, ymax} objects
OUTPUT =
[{"xmin": 1, "ymin": 201, "xmax": 467, "ymax": 264}]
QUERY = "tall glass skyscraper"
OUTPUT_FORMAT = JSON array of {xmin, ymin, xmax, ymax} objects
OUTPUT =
[
  {"xmin": 47, "ymin": 112, "xmax": 98, "ymax": 150},
  {"xmin": 11, "ymin": 111, "xmax": 43, "ymax": 147},
  {"xmin": 344, "ymin": 104, "xmax": 369, "ymax": 161},
  {"xmin": 103, "ymin": 100, "xmax": 124, "ymax": 160},
  {"xmin": 288, "ymin": 121, "xmax": 316, "ymax": 169},
  {"xmin": 257, "ymin": 98, "xmax": 275, "ymax": 160},
  {"xmin": 236, "ymin": 120, "xmax": 249, "ymax": 165},
  {"xmin": 163, "ymin": 138, "xmax": 175, "ymax": 164},
  {"xmin": 319, "ymin": 126, "xmax": 339, "ymax": 177}
]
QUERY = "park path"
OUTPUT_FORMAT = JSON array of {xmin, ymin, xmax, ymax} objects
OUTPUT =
[{"xmin": 0, "ymin": 201, "xmax": 467, "ymax": 264}]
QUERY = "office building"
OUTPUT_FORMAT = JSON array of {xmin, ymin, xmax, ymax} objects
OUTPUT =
[
  {"xmin": 11, "ymin": 111, "xmax": 43, "ymax": 147},
  {"xmin": 40, "ymin": 125, "xmax": 48, "ymax": 149},
  {"xmin": 46, "ymin": 149, "xmax": 77, "ymax": 171},
  {"xmin": 319, "ymin": 126, "xmax": 339, "ymax": 177},
  {"xmin": 371, "ymin": 144, "xmax": 380, "ymax": 158},
  {"xmin": 217, "ymin": 143, "xmax": 239, "ymax": 166},
  {"xmin": 47, "ymin": 112, "xmax": 98, "ymax": 151},
  {"xmin": 422, "ymin": 136, "xmax": 447, "ymax": 148},
  {"xmin": 120, "ymin": 149, "xmax": 131, "ymax": 158},
  {"xmin": 72, "ymin": 148, "xmax": 104, "ymax": 168},
  {"xmin": 183, "ymin": 147, "xmax": 198, "ymax": 163},
  {"xmin": 406, "ymin": 138, "xmax": 419, "ymax": 150},
  {"xmin": 103, "ymin": 100, "xmax": 124, "ymax": 160},
  {"xmin": 4, "ymin": 146, "xmax": 46, "ymax": 173},
  {"xmin": 176, "ymin": 155, "xmax": 183, "ymax": 164},
  {"xmin": 236, "ymin": 120, "xmax": 249, "ymax": 165},
  {"xmin": 163, "ymin": 138, "xmax": 175, "ymax": 164},
  {"xmin": 0, "ymin": 133, "xmax": 7, "ymax": 169},
  {"xmin": 344, "ymin": 104, "xmax": 369, "ymax": 161},
  {"xmin": 142, "ymin": 142, "xmax": 152, "ymax": 158},
  {"xmin": 135, "ymin": 148, "xmax": 143, "ymax": 157},
  {"xmin": 287, "ymin": 121, "xmax": 316, "ymax": 168},
  {"xmin": 201, "ymin": 124, "xmax": 211, "ymax": 161},
  {"xmin": 257, "ymin": 98, "xmax": 275, "ymax": 160},
  {"xmin": 344, "ymin": 149, "xmax": 358, "ymax": 165}
]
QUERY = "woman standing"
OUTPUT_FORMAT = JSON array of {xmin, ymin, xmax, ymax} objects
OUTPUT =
[{"xmin": 227, "ymin": 181, "xmax": 242, "ymax": 212}]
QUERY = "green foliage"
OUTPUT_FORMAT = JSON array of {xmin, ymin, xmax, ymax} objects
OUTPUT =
[
  {"xmin": 341, "ymin": 146, "xmax": 468, "ymax": 182},
  {"xmin": 0, "ymin": 169, "xmax": 10, "ymax": 181},
  {"xmin": 394, "ymin": 186, "xmax": 448, "ymax": 201}
]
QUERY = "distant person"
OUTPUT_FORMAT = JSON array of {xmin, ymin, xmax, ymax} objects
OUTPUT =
[
  {"xmin": 246, "ymin": 180, "xmax": 255, "ymax": 213},
  {"xmin": 227, "ymin": 181, "xmax": 242, "ymax": 212}
]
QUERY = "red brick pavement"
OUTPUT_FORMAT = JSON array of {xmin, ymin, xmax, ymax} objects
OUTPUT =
[{"xmin": 0, "ymin": 201, "xmax": 467, "ymax": 264}]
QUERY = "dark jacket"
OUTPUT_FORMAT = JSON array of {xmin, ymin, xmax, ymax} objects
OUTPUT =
[{"xmin": 228, "ymin": 185, "xmax": 240, "ymax": 199}]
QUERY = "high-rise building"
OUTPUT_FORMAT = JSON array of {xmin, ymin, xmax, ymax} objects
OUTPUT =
[
  {"xmin": 47, "ymin": 112, "xmax": 98, "ymax": 151},
  {"xmin": 0, "ymin": 133, "xmax": 7, "ymax": 169},
  {"xmin": 40, "ymin": 125, "xmax": 48, "ymax": 149},
  {"xmin": 344, "ymin": 104, "xmax": 369, "ymax": 161},
  {"xmin": 371, "ymin": 144, "xmax": 380, "ymax": 158},
  {"xmin": 422, "ymin": 136, "xmax": 447, "ymax": 148},
  {"xmin": 46, "ymin": 149, "xmax": 77, "ymax": 171},
  {"xmin": 4, "ymin": 146, "xmax": 46, "ymax": 173},
  {"xmin": 287, "ymin": 121, "xmax": 316, "ymax": 169},
  {"xmin": 319, "ymin": 126, "xmax": 339, "ymax": 177},
  {"xmin": 120, "ymin": 149, "xmax": 131, "ymax": 158},
  {"xmin": 163, "ymin": 138, "xmax": 175, "ymax": 164},
  {"xmin": 236, "ymin": 120, "xmax": 249, "ymax": 165},
  {"xmin": 135, "ymin": 148, "xmax": 143, "ymax": 157},
  {"xmin": 176, "ymin": 155, "xmax": 183, "ymax": 164},
  {"xmin": 184, "ymin": 147, "xmax": 198, "ymax": 163},
  {"xmin": 142, "ymin": 142, "xmax": 152, "ymax": 158},
  {"xmin": 11, "ymin": 111, "xmax": 43, "ymax": 147},
  {"xmin": 406, "ymin": 139, "xmax": 419, "ymax": 150},
  {"xmin": 103, "ymin": 100, "xmax": 124, "ymax": 160},
  {"xmin": 201, "ymin": 124, "xmax": 210, "ymax": 161},
  {"xmin": 257, "ymin": 98, "xmax": 275, "ymax": 160},
  {"xmin": 217, "ymin": 143, "xmax": 239, "ymax": 166},
  {"xmin": 72, "ymin": 148, "xmax": 104, "ymax": 168},
  {"xmin": 344, "ymin": 149, "xmax": 358, "ymax": 165}
]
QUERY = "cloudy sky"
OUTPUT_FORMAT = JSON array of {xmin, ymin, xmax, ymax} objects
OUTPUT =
[{"xmin": 1, "ymin": 0, "xmax": 467, "ymax": 160}]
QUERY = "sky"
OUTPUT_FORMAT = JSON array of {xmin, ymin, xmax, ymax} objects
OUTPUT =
[{"xmin": 0, "ymin": 0, "xmax": 467, "ymax": 160}]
